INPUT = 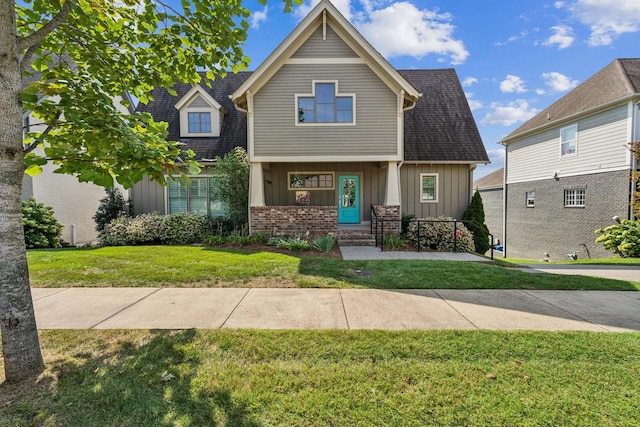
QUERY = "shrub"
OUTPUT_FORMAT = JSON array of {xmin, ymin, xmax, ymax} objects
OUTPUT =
[
  {"xmin": 93, "ymin": 188, "xmax": 132, "ymax": 233},
  {"xmin": 251, "ymin": 232, "xmax": 269, "ymax": 244},
  {"xmin": 401, "ymin": 214, "xmax": 415, "ymax": 235},
  {"xmin": 382, "ymin": 234, "xmax": 406, "ymax": 250},
  {"xmin": 312, "ymin": 235, "xmax": 335, "ymax": 252},
  {"xmin": 21, "ymin": 197, "xmax": 63, "ymax": 248},
  {"xmin": 271, "ymin": 237, "xmax": 311, "ymax": 252},
  {"xmin": 213, "ymin": 147, "xmax": 249, "ymax": 228},
  {"xmin": 407, "ymin": 216, "xmax": 475, "ymax": 253},
  {"xmin": 160, "ymin": 212, "xmax": 212, "ymax": 245},
  {"xmin": 100, "ymin": 217, "xmax": 134, "ymax": 246},
  {"xmin": 462, "ymin": 190, "xmax": 491, "ymax": 254},
  {"xmin": 127, "ymin": 213, "xmax": 164, "ymax": 244},
  {"xmin": 595, "ymin": 220, "xmax": 640, "ymax": 257}
]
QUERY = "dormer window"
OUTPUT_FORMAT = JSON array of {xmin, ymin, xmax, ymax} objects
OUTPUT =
[
  {"xmin": 296, "ymin": 81, "xmax": 355, "ymax": 125},
  {"xmin": 174, "ymin": 85, "xmax": 224, "ymax": 137}
]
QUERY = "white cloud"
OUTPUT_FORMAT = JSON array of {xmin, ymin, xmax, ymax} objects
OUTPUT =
[
  {"xmin": 565, "ymin": 0, "xmax": 640, "ymax": 46},
  {"xmin": 462, "ymin": 76, "xmax": 478, "ymax": 87},
  {"xmin": 543, "ymin": 25, "xmax": 575, "ymax": 49},
  {"xmin": 541, "ymin": 72, "xmax": 579, "ymax": 92},
  {"xmin": 251, "ymin": 6, "xmax": 269, "ymax": 29},
  {"xmin": 356, "ymin": 2, "xmax": 469, "ymax": 64},
  {"xmin": 500, "ymin": 75, "xmax": 527, "ymax": 93},
  {"xmin": 481, "ymin": 100, "xmax": 539, "ymax": 126},
  {"xmin": 464, "ymin": 91, "xmax": 482, "ymax": 110}
]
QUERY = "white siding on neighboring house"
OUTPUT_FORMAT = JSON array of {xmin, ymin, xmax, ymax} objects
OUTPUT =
[
  {"xmin": 253, "ymin": 63, "xmax": 398, "ymax": 159},
  {"xmin": 506, "ymin": 104, "xmax": 630, "ymax": 183}
]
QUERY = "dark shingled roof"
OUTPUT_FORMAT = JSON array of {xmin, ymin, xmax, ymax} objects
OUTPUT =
[
  {"xmin": 473, "ymin": 167, "xmax": 504, "ymax": 190},
  {"xmin": 400, "ymin": 69, "xmax": 488, "ymax": 162},
  {"xmin": 503, "ymin": 58, "xmax": 640, "ymax": 143},
  {"xmin": 136, "ymin": 72, "xmax": 250, "ymax": 161},
  {"xmin": 137, "ymin": 69, "xmax": 488, "ymax": 163}
]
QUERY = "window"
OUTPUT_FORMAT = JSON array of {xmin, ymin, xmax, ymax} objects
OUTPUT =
[
  {"xmin": 168, "ymin": 177, "xmax": 227, "ymax": 218},
  {"xmin": 288, "ymin": 172, "xmax": 335, "ymax": 190},
  {"xmin": 188, "ymin": 112, "xmax": 212, "ymax": 134},
  {"xmin": 296, "ymin": 81, "xmax": 354, "ymax": 124},
  {"xmin": 526, "ymin": 191, "xmax": 535, "ymax": 207},
  {"xmin": 420, "ymin": 173, "xmax": 438, "ymax": 202},
  {"xmin": 564, "ymin": 189, "xmax": 585, "ymax": 207},
  {"xmin": 560, "ymin": 124, "xmax": 577, "ymax": 157}
]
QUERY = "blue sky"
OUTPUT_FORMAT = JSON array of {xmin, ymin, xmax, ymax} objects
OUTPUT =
[{"xmin": 232, "ymin": 0, "xmax": 639, "ymax": 179}]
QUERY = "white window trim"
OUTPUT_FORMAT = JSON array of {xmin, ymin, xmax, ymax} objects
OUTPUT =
[
  {"xmin": 563, "ymin": 188, "xmax": 585, "ymax": 207},
  {"xmin": 175, "ymin": 85, "xmax": 223, "ymax": 137},
  {"xmin": 526, "ymin": 191, "xmax": 535, "ymax": 208},
  {"xmin": 294, "ymin": 80, "xmax": 356, "ymax": 126},
  {"xmin": 288, "ymin": 171, "xmax": 336, "ymax": 190},
  {"xmin": 165, "ymin": 175, "xmax": 227, "ymax": 217},
  {"xmin": 420, "ymin": 173, "xmax": 439, "ymax": 203},
  {"xmin": 559, "ymin": 123, "xmax": 578, "ymax": 158}
]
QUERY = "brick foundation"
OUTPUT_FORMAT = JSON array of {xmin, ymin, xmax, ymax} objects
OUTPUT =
[
  {"xmin": 250, "ymin": 206, "xmax": 338, "ymax": 237},
  {"xmin": 372, "ymin": 205, "xmax": 401, "ymax": 237}
]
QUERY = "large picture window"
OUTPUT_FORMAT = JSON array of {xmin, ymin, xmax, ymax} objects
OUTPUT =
[
  {"xmin": 560, "ymin": 124, "xmax": 577, "ymax": 157},
  {"xmin": 168, "ymin": 177, "xmax": 227, "ymax": 218},
  {"xmin": 296, "ymin": 81, "xmax": 355, "ymax": 124},
  {"xmin": 420, "ymin": 173, "xmax": 438, "ymax": 203}
]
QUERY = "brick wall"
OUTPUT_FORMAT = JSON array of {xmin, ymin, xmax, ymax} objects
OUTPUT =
[
  {"xmin": 250, "ymin": 206, "xmax": 338, "ymax": 237},
  {"xmin": 505, "ymin": 170, "xmax": 628, "ymax": 261},
  {"xmin": 372, "ymin": 205, "xmax": 401, "ymax": 236}
]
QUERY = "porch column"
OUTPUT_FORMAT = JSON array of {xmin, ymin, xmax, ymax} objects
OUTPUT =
[
  {"xmin": 249, "ymin": 162, "xmax": 265, "ymax": 207},
  {"xmin": 384, "ymin": 161, "xmax": 401, "ymax": 206}
]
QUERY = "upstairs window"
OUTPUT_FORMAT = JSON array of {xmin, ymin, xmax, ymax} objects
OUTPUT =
[
  {"xmin": 526, "ymin": 191, "xmax": 535, "ymax": 207},
  {"xmin": 296, "ymin": 81, "xmax": 355, "ymax": 125},
  {"xmin": 560, "ymin": 124, "xmax": 577, "ymax": 157},
  {"xmin": 188, "ymin": 112, "xmax": 212, "ymax": 134}
]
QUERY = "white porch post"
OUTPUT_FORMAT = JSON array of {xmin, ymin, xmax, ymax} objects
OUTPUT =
[
  {"xmin": 249, "ymin": 162, "xmax": 265, "ymax": 207},
  {"xmin": 384, "ymin": 161, "xmax": 401, "ymax": 205}
]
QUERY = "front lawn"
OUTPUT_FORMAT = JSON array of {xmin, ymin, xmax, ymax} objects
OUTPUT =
[
  {"xmin": 27, "ymin": 245, "xmax": 640, "ymax": 290},
  {"xmin": 1, "ymin": 330, "xmax": 639, "ymax": 425}
]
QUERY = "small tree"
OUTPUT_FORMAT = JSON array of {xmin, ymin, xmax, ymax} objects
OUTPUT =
[
  {"xmin": 214, "ymin": 147, "xmax": 250, "ymax": 228},
  {"xmin": 462, "ymin": 190, "xmax": 491, "ymax": 254},
  {"xmin": 93, "ymin": 188, "xmax": 132, "ymax": 233},
  {"xmin": 21, "ymin": 197, "xmax": 63, "ymax": 248}
]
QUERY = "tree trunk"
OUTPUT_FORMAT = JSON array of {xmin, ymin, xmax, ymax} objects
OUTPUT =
[{"xmin": 0, "ymin": 0, "xmax": 45, "ymax": 383}]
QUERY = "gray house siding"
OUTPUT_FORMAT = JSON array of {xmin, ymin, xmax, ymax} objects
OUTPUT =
[
  {"xmin": 291, "ymin": 25, "xmax": 358, "ymax": 58},
  {"xmin": 264, "ymin": 162, "xmax": 386, "ymax": 222},
  {"xmin": 401, "ymin": 164, "xmax": 472, "ymax": 220},
  {"xmin": 130, "ymin": 175, "xmax": 166, "ymax": 216},
  {"xmin": 504, "ymin": 170, "xmax": 628, "ymax": 261},
  {"xmin": 253, "ymin": 63, "xmax": 398, "ymax": 157},
  {"xmin": 477, "ymin": 187, "xmax": 503, "ymax": 245}
]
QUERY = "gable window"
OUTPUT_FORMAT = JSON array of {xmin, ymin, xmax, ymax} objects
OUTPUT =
[
  {"xmin": 564, "ymin": 189, "xmax": 585, "ymax": 207},
  {"xmin": 420, "ymin": 173, "xmax": 438, "ymax": 203},
  {"xmin": 296, "ymin": 81, "xmax": 355, "ymax": 125},
  {"xmin": 526, "ymin": 191, "xmax": 535, "ymax": 207},
  {"xmin": 288, "ymin": 172, "xmax": 335, "ymax": 190},
  {"xmin": 560, "ymin": 124, "xmax": 577, "ymax": 157},
  {"xmin": 188, "ymin": 112, "xmax": 212, "ymax": 134},
  {"xmin": 168, "ymin": 177, "xmax": 227, "ymax": 218}
]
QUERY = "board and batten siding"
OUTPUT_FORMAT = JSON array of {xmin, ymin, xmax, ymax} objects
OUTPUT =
[
  {"xmin": 506, "ymin": 104, "xmax": 630, "ymax": 183},
  {"xmin": 252, "ymin": 63, "xmax": 398, "ymax": 158},
  {"xmin": 264, "ymin": 162, "xmax": 386, "ymax": 221},
  {"xmin": 291, "ymin": 25, "xmax": 358, "ymax": 59},
  {"xmin": 401, "ymin": 164, "xmax": 472, "ymax": 219},
  {"xmin": 130, "ymin": 175, "xmax": 167, "ymax": 216}
]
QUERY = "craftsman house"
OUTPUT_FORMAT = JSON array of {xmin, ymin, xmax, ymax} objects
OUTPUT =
[
  {"xmin": 131, "ymin": 0, "xmax": 489, "ymax": 237},
  {"xmin": 500, "ymin": 58, "xmax": 640, "ymax": 260}
]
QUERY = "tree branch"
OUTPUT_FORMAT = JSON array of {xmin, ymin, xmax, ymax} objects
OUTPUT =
[
  {"xmin": 23, "ymin": 110, "xmax": 62, "ymax": 154},
  {"xmin": 18, "ymin": 0, "xmax": 73, "ymax": 53}
]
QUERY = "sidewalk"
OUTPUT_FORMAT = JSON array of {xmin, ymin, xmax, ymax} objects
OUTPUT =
[{"xmin": 32, "ymin": 287, "xmax": 640, "ymax": 332}]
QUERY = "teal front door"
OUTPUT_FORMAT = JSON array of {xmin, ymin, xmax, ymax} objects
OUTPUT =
[{"xmin": 338, "ymin": 175, "xmax": 360, "ymax": 224}]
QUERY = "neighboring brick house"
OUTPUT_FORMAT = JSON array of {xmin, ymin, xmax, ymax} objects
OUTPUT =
[
  {"xmin": 500, "ymin": 58, "xmax": 640, "ymax": 260},
  {"xmin": 132, "ymin": 0, "xmax": 489, "ymax": 237},
  {"xmin": 473, "ymin": 168, "xmax": 504, "ymax": 247}
]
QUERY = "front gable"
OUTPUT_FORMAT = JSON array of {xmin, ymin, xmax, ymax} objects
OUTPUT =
[{"xmin": 174, "ymin": 85, "xmax": 225, "ymax": 138}]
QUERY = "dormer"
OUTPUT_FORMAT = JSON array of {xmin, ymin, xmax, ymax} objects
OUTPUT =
[{"xmin": 174, "ymin": 85, "xmax": 224, "ymax": 137}]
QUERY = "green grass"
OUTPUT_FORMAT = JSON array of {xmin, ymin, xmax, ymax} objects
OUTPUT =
[
  {"xmin": 27, "ymin": 246, "xmax": 640, "ymax": 290},
  {"xmin": 1, "ymin": 330, "xmax": 639, "ymax": 426}
]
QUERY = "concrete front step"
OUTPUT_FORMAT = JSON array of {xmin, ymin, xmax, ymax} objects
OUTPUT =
[{"xmin": 337, "ymin": 239, "xmax": 376, "ymax": 247}]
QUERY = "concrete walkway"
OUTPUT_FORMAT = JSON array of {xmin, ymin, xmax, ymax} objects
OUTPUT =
[{"xmin": 32, "ymin": 287, "xmax": 640, "ymax": 332}]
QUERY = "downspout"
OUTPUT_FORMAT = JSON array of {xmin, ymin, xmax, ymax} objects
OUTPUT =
[{"xmin": 502, "ymin": 144, "xmax": 508, "ymax": 258}]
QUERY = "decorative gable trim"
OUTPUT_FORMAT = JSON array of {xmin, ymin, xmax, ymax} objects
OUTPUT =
[
  {"xmin": 174, "ymin": 85, "xmax": 223, "ymax": 111},
  {"xmin": 174, "ymin": 85, "xmax": 224, "ymax": 138}
]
